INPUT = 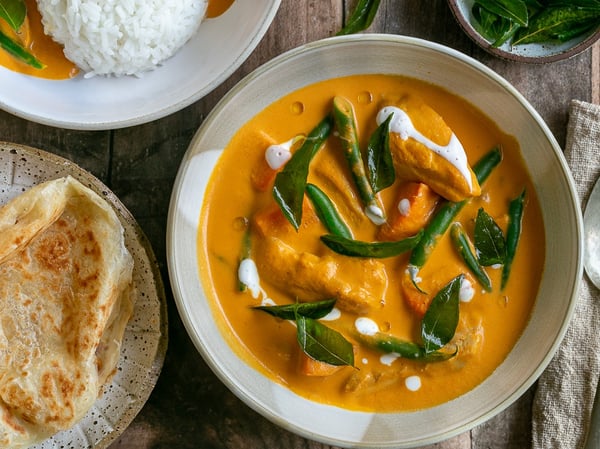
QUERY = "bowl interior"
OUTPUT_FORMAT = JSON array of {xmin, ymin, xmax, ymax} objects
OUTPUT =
[
  {"xmin": 447, "ymin": 0, "xmax": 600, "ymax": 63},
  {"xmin": 167, "ymin": 34, "xmax": 583, "ymax": 448},
  {"xmin": 0, "ymin": 0, "xmax": 280, "ymax": 130}
]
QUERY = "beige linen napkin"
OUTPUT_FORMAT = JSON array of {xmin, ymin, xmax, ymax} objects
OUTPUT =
[{"xmin": 532, "ymin": 99, "xmax": 600, "ymax": 449}]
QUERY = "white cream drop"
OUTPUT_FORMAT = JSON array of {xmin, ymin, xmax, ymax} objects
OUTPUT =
[
  {"xmin": 380, "ymin": 353, "xmax": 399, "ymax": 366},
  {"xmin": 405, "ymin": 375, "xmax": 422, "ymax": 392},
  {"xmin": 265, "ymin": 137, "xmax": 295, "ymax": 170},
  {"xmin": 321, "ymin": 307, "xmax": 342, "ymax": 321},
  {"xmin": 238, "ymin": 258, "xmax": 261, "ymax": 298},
  {"xmin": 398, "ymin": 198, "xmax": 411, "ymax": 216},
  {"xmin": 459, "ymin": 277, "xmax": 475, "ymax": 303},
  {"xmin": 365, "ymin": 204, "xmax": 386, "ymax": 225},
  {"xmin": 355, "ymin": 317, "xmax": 379, "ymax": 336},
  {"xmin": 261, "ymin": 297, "xmax": 276, "ymax": 307}
]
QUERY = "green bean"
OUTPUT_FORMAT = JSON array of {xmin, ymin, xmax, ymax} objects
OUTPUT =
[
  {"xmin": 501, "ymin": 189, "xmax": 525, "ymax": 290},
  {"xmin": 272, "ymin": 116, "xmax": 333, "ymax": 230},
  {"xmin": 336, "ymin": 0, "xmax": 381, "ymax": 36},
  {"xmin": 320, "ymin": 230, "xmax": 422, "ymax": 258},
  {"xmin": 356, "ymin": 331, "xmax": 456, "ymax": 362},
  {"xmin": 0, "ymin": 30, "xmax": 45, "ymax": 69},
  {"xmin": 450, "ymin": 222, "xmax": 492, "ymax": 292},
  {"xmin": 305, "ymin": 183, "xmax": 353, "ymax": 239},
  {"xmin": 408, "ymin": 146, "xmax": 502, "ymax": 272},
  {"xmin": 332, "ymin": 96, "xmax": 386, "ymax": 225}
]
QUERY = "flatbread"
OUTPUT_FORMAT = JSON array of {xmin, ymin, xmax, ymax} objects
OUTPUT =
[{"xmin": 0, "ymin": 176, "xmax": 134, "ymax": 448}]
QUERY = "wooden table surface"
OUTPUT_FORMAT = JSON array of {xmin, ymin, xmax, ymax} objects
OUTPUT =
[{"xmin": 1, "ymin": 1, "xmax": 598, "ymax": 448}]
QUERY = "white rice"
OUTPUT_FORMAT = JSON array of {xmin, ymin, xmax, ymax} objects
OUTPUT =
[{"xmin": 36, "ymin": 0, "xmax": 208, "ymax": 77}]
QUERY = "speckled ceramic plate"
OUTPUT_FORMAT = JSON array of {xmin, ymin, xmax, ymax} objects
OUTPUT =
[
  {"xmin": 0, "ymin": 142, "xmax": 168, "ymax": 449},
  {"xmin": 0, "ymin": 0, "xmax": 280, "ymax": 130},
  {"xmin": 448, "ymin": 0, "xmax": 600, "ymax": 63}
]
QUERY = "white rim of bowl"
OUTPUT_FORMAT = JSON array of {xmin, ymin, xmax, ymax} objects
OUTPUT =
[{"xmin": 167, "ymin": 34, "xmax": 584, "ymax": 447}]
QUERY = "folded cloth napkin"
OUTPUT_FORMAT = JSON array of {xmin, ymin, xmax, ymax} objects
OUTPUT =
[{"xmin": 532, "ymin": 99, "xmax": 600, "ymax": 449}]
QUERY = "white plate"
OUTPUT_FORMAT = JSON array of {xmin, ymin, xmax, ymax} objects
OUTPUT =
[
  {"xmin": 447, "ymin": 0, "xmax": 600, "ymax": 63},
  {"xmin": 167, "ymin": 35, "xmax": 583, "ymax": 447},
  {"xmin": 0, "ymin": 142, "xmax": 168, "ymax": 449},
  {"xmin": 0, "ymin": 0, "xmax": 280, "ymax": 130}
]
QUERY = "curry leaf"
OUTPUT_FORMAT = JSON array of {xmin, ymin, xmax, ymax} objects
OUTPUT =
[
  {"xmin": 523, "ymin": 0, "xmax": 543, "ymax": 9},
  {"xmin": 472, "ymin": 6, "xmax": 522, "ymax": 46},
  {"xmin": 366, "ymin": 112, "xmax": 395, "ymax": 194},
  {"xmin": 0, "ymin": 0, "xmax": 26, "ymax": 31},
  {"xmin": 272, "ymin": 116, "xmax": 333, "ymax": 231},
  {"xmin": 474, "ymin": 208, "xmax": 506, "ymax": 266},
  {"xmin": 296, "ymin": 316, "xmax": 354, "ymax": 367},
  {"xmin": 473, "ymin": 0, "xmax": 529, "ymax": 26},
  {"xmin": 553, "ymin": 19, "xmax": 598, "ymax": 41},
  {"xmin": 492, "ymin": 18, "xmax": 522, "ymax": 46},
  {"xmin": 252, "ymin": 298, "xmax": 337, "ymax": 321},
  {"xmin": 337, "ymin": 0, "xmax": 381, "ymax": 36},
  {"xmin": 514, "ymin": 6, "xmax": 600, "ymax": 44},
  {"xmin": 473, "ymin": 4, "xmax": 505, "ymax": 37},
  {"xmin": 545, "ymin": 0, "xmax": 600, "ymax": 9},
  {"xmin": 421, "ymin": 275, "xmax": 462, "ymax": 354}
]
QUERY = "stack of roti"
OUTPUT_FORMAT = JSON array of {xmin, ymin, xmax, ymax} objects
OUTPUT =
[{"xmin": 0, "ymin": 176, "xmax": 134, "ymax": 447}]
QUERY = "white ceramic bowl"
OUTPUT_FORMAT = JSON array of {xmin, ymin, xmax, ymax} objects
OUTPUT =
[
  {"xmin": 448, "ymin": 0, "xmax": 600, "ymax": 63},
  {"xmin": 0, "ymin": 0, "xmax": 280, "ymax": 130},
  {"xmin": 167, "ymin": 34, "xmax": 583, "ymax": 448}
]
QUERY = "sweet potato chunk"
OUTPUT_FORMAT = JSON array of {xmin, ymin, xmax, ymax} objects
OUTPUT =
[
  {"xmin": 252, "ymin": 199, "xmax": 320, "ymax": 241},
  {"xmin": 378, "ymin": 181, "xmax": 440, "ymax": 241},
  {"xmin": 249, "ymin": 131, "xmax": 280, "ymax": 192},
  {"xmin": 297, "ymin": 350, "xmax": 345, "ymax": 377},
  {"xmin": 252, "ymin": 203, "xmax": 295, "ymax": 237},
  {"xmin": 399, "ymin": 269, "xmax": 430, "ymax": 317}
]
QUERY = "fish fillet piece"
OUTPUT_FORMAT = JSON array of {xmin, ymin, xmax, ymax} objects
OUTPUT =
[
  {"xmin": 255, "ymin": 236, "xmax": 387, "ymax": 314},
  {"xmin": 385, "ymin": 95, "xmax": 481, "ymax": 202}
]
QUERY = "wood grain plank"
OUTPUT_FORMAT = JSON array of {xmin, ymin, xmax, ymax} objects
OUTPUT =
[
  {"xmin": 0, "ymin": 110, "xmax": 111, "ymax": 179},
  {"xmin": 0, "ymin": 1, "xmax": 585, "ymax": 448}
]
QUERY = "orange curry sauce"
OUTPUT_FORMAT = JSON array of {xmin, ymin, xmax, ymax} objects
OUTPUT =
[
  {"xmin": 199, "ymin": 74, "xmax": 546, "ymax": 412},
  {"xmin": 0, "ymin": 0, "xmax": 234, "ymax": 80}
]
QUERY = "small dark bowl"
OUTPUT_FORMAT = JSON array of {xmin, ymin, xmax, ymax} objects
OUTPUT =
[{"xmin": 448, "ymin": 0, "xmax": 600, "ymax": 63}]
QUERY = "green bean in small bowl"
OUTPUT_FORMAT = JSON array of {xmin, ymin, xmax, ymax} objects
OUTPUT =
[{"xmin": 447, "ymin": 0, "xmax": 600, "ymax": 63}]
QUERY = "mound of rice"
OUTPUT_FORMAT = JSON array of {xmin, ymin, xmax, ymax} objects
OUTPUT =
[{"xmin": 36, "ymin": 0, "xmax": 208, "ymax": 77}]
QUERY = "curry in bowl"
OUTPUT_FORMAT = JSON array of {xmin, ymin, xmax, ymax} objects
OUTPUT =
[{"xmin": 198, "ymin": 73, "xmax": 544, "ymax": 412}]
